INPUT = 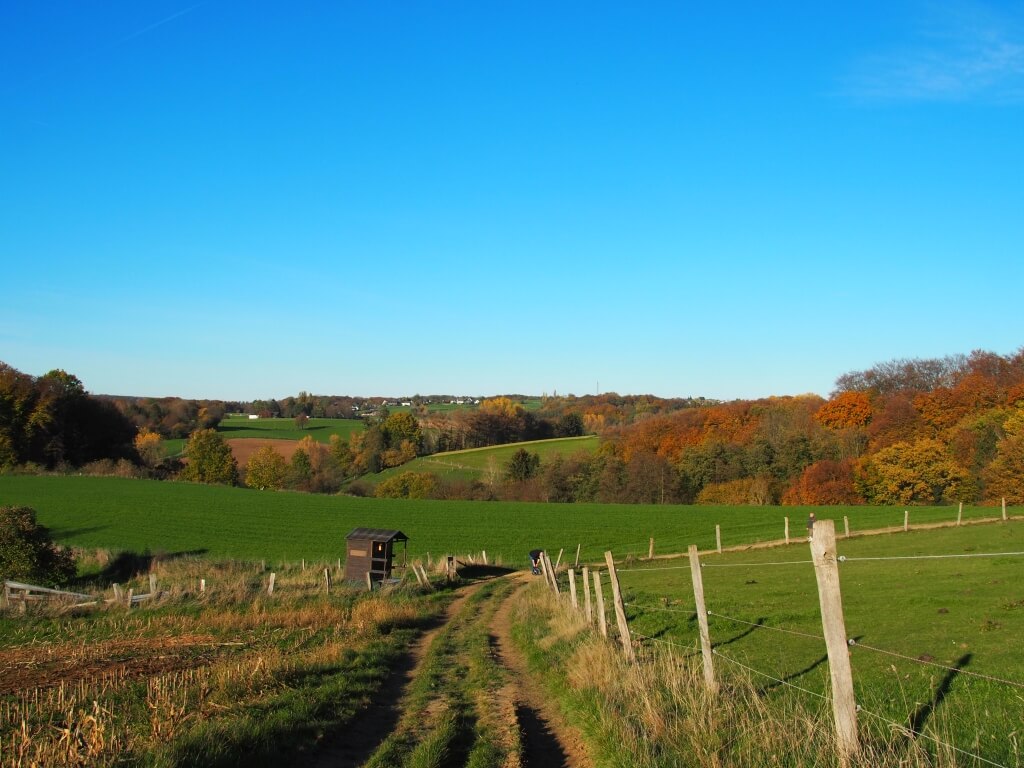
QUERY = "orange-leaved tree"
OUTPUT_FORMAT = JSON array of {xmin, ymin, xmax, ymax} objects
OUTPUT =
[{"xmin": 814, "ymin": 392, "xmax": 872, "ymax": 429}]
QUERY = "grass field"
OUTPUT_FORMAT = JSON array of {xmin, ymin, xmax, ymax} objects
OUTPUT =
[
  {"xmin": 370, "ymin": 435, "xmax": 599, "ymax": 485},
  {"xmin": 612, "ymin": 521, "xmax": 1024, "ymax": 766},
  {"xmin": 0, "ymin": 475, "xmax": 1016, "ymax": 568},
  {"xmin": 216, "ymin": 415, "xmax": 364, "ymax": 443}
]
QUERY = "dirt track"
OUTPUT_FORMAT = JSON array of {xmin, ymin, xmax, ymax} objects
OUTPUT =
[{"xmin": 490, "ymin": 576, "xmax": 592, "ymax": 768}]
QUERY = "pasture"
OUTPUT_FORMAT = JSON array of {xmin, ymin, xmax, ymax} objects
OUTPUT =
[
  {"xmin": 0, "ymin": 475, "xmax": 1014, "ymax": 567},
  {"xmin": 613, "ymin": 521, "xmax": 1024, "ymax": 765},
  {"xmin": 216, "ymin": 415, "xmax": 364, "ymax": 443},
  {"xmin": 370, "ymin": 435, "xmax": 599, "ymax": 485}
]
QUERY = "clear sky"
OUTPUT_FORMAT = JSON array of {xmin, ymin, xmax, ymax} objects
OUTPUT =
[{"xmin": 2, "ymin": 1, "xmax": 1022, "ymax": 401}]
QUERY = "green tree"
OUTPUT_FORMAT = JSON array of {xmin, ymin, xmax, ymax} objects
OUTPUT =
[
  {"xmin": 0, "ymin": 506, "xmax": 76, "ymax": 586},
  {"xmin": 245, "ymin": 445, "xmax": 288, "ymax": 490},
  {"xmin": 374, "ymin": 471, "xmax": 438, "ymax": 499},
  {"xmin": 381, "ymin": 412, "xmax": 422, "ymax": 450},
  {"xmin": 181, "ymin": 428, "xmax": 238, "ymax": 485},
  {"xmin": 505, "ymin": 448, "xmax": 540, "ymax": 481},
  {"xmin": 288, "ymin": 447, "xmax": 312, "ymax": 489}
]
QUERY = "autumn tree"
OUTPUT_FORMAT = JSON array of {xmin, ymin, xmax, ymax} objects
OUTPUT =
[
  {"xmin": 782, "ymin": 460, "xmax": 862, "ymax": 505},
  {"xmin": 982, "ymin": 407, "xmax": 1024, "ymax": 503},
  {"xmin": 245, "ymin": 445, "xmax": 287, "ymax": 490},
  {"xmin": 855, "ymin": 438, "xmax": 969, "ymax": 505},
  {"xmin": 815, "ymin": 392, "xmax": 872, "ymax": 429},
  {"xmin": 181, "ymin": 429, "xmax": 238, "ymax": 485},
  {"xmin": 134, "ymin": 428, "xmax": 163, "ymax": 468}
]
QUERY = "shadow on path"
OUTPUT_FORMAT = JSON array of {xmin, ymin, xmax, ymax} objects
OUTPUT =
[{"xmin": 517, "ymin": 703, "xmax": 571, "ymax": 768}]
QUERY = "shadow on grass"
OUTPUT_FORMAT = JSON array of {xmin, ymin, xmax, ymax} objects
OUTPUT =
[
  {"xmin": 72, "ymin": 549, "xmax": 208, "ymax": 587},
  {"xmin": 712, "ymin": 617, "xmax": 765, "ymax": 649},
  {"xmin": 909, "ymin": 653, "xmax": 972, "ymax": 735}
]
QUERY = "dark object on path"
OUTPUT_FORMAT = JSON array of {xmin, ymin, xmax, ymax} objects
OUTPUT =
[{"xmin": 529, "ymin": 549, "xmax": 543, "ymax": 575}]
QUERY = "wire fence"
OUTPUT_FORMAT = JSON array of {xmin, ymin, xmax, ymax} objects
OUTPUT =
[{"xmin": 545, "ymin": 522, "xmax": 1023, "ymax": 768}]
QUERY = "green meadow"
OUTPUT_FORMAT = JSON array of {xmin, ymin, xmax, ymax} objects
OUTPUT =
[
  {"xmin": 617, "ymin": 522, "xmax": 1024, "ymax": 765},
  {"xmin": 216, "ymin": 415, "xmax": 365, "ymax": 443},
  {"xmin": 0, "ymin": 474, "xmax": 1013, "ymax": 566},
  {"xmin": 371, "ymin": 435, "xmax": 599, "ymax": 485}
]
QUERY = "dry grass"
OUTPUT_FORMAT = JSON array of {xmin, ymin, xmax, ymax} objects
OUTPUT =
[
  {"xmin": 518, "ymin": 585, "xmax": 978, "ymax": 768},
  {"xmin": 0, "ymin": 553, "xmax": 435, "ymax": 767}
]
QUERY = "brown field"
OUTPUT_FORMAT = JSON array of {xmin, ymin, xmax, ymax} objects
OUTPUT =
[{"xmin": 226, "ymin": 438, "xmax": 301, "ymax": 466}]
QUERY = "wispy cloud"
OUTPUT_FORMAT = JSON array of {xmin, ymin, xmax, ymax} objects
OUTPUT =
[{"xmin": 846, "ymin": 2, "xmax": 1024, "ymax": 103}]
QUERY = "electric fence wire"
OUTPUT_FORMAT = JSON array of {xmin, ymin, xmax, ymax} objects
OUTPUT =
[
  {"xmin": 848, "ymin": 639, "xmax": 1024, "ymax": 690},
  {"xmin": 711, "ymin": 648, "xmax": 829, "ymax": 701},
  {"xmin": 624, "ymin": 602, "xmax": 696, "ymax": 615},
  {"xmin": 708, "ymin": 611, "xmax": 825, "ymax": 641},
  {"xmin": 631, "ymin": 631, "xmax": 701, "ymax": 656},
  {"xmin": 856, "ymin": 704, "xmax": 1009, "ymax": 768},
  {"xmin": 701, "ymin": 559, "xmax": 813, "ymax": 568},
  {"xmin": 839, "ymin": 551, "xmax": 1024, "ymax": 563}
]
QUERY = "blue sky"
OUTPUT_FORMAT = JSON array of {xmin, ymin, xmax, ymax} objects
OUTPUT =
[{"xmin": 2, "ymin": 1, "xmax": 1022, "ymax": 401}]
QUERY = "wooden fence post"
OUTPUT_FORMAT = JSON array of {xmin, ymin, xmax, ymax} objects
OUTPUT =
[
  {"xmin": 593, "ymin": 570, "xmax": 608, "ymax": 638},
  {"xmin": 574, "ymin": 543, "xmax": 581, "ymax": 568},
  {"xmin": 688, "ymin": 545, "xmax": 717, "ymax": 693},
  {"xmin": 418, "ymin": 564, "xmax": 434, "ymax": 590},
  {"xmin": 810, "ymin": 519, "xmax": 859, "ymax": 765},
  {"xmin": 569, "ymin": 569, "xmax": 578, "ymax": 610},
  {"xmin": 200, "ymin": 578, "xmax": 206, "ymax": 594},
  {"xmin": 1003, "ymin": 498, "xmax": 1008, "ymax": 521},
  {"xmin": 149, "ymin": 574, "xmax": 157, "ymax": 594},
  {"xmin": 844, "ymin": 516, "xmax": 850, "ymax": 538},
  {"xmin": 302, "ymin": 559, "xmax": 306, "ymax": 571},
  {"xmin": 365, "ymin": 572, "xmax": 373, "ymax": 592},
  {"xmin": 555, "ymin": 548, "xmax": 564, "ymax": 570},
  {"xmin": 785, "ymin": 517, "xmax": 790, "ymax": 545},
  {"xmin": 113, "ymin": 583, "xmax": 123, "ymax": 602},
  {"xmin": 648, "ymin": 538, "xmax": 655, "ymax": 559},
  {"xmin": 716, "ymin": 525, "xmax": 722, "ymax": 554},
  {"xmin": 582, "ymin": 566, "xmax": 592, "ymax": 624},
  {"xmin": 412, "ymin": 564, "xmax": 425, "ymax": 586},
  {"xmin": 267, "ymin": 572, "xmax": 276, "ymax": 595},
  {"xmin": 545, "ymin": 552, "xmax": 560, "ymax": 594},
  {"xmin": 324, "ymin": 568, "xmax": 331, "ymax": 595},
  {"xmin": 482, "ymin": 550, "xmax": 488, "ymax": 565},
  {"xmin": 904, "ymin": 510, "xmax": 909, "ymax": 532},
  {"xmin": 604, "ymin": 552, "xmax": 635, "ymax": 661},
  {"xmin": 957, "ymin": 502, "xmax": 963, "ymax": 526}
]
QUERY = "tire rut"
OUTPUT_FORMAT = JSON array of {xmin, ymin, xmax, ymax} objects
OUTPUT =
[
  {"xmin": 490, "ymin": 576, "xmax": 592, "ymax": 768},
  {"xmin": 312, "ymin": 582, "xmax": 484, "ymax": 768}
]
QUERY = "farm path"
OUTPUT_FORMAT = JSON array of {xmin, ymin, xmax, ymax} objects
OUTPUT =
[
  {"xmin": 312, "ymin": 579, "xmax": 485, "ymax": 768},
  {"xmin": 489, "ymin": 574, "xmax": 593, "ymax": 768}
]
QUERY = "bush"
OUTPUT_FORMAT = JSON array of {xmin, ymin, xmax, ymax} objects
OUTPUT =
[{"xmin": 0, "ymin": 506, "xmax": 76, "ymax": 586}]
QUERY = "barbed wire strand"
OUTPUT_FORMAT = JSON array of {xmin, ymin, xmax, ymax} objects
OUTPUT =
[
  {"xmin": 849, "ymin": 640, "xmax": 1024, "ymax": 690},
  {"xmin": 711, "ymin": 649, "xmax": 829, "ymax": 701},
  {"xmin": 857, "ymin": 704, "xmax": 1008, "ymax": 768},
  {"xmin": 709, "ymin": 611, "xmax": 825, "ymax": 641},
  {"xmin": 840, "ymin": 551, "xmax": 1024, "ymax": 563}
]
